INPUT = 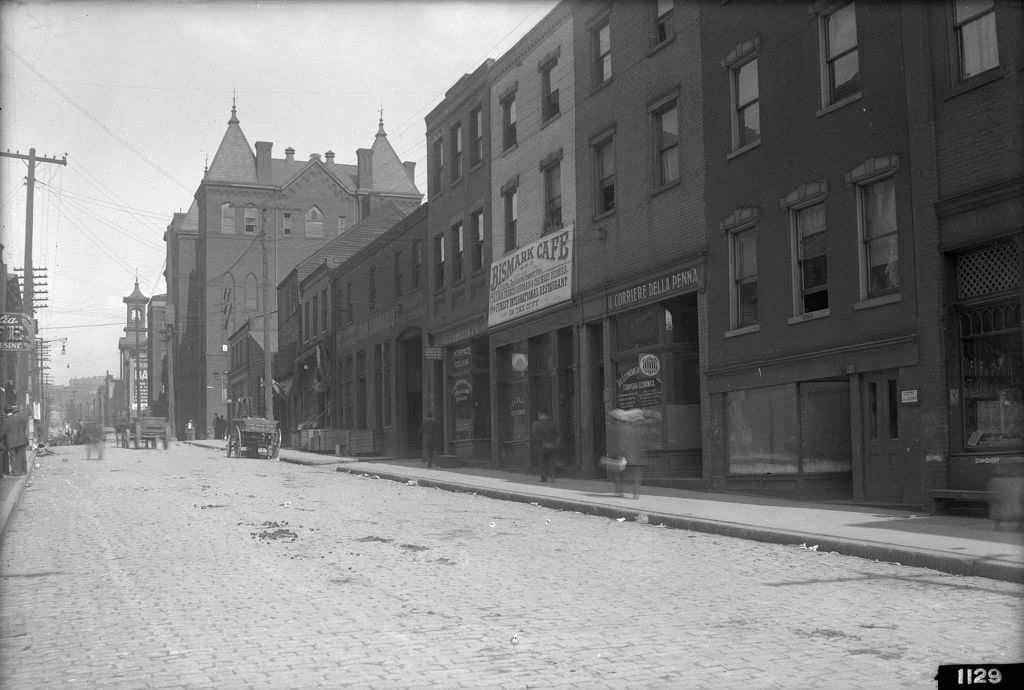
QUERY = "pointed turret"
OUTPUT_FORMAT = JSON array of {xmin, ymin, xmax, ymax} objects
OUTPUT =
[
  {"xmin": 205, "ymin": 103, "xmax": 257, "ymax": 183},
  {"xmin": 367, "ymin": 114, "xmax": 420, "ymax": 196}
]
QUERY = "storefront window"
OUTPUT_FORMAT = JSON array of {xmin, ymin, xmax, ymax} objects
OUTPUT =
[
  {"xmin": 960, "ymin": 301, "xmax": 1023, "ymax": 449},
  {"xmin": 800, "ymin": 381, "xmax": 851, "ymax": 472},
  {"xmin": 450, "ymin": 344, "xmax": 474, "ymax": 441},
  {"xmin": 727, "ymin": 381, "xmax": 851, "ymax": 474},
  {"xmin": 727, "ymin": 385, "xmax": 799, "ymax": 474}
]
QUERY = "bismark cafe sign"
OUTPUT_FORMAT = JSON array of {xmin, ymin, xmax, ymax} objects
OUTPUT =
[{"xmin": 488, "ymin": 226, "xmax": 573, "ymax": 326}]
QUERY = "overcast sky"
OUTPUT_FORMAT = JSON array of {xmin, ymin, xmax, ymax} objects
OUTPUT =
[{"xmin": 0, "ymin": 0, "xmax": 557, "ymax": 386}]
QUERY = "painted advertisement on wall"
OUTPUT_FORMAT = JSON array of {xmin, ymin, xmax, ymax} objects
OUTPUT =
[{"xmin": 488, "ymin": 225, "xmax": 573, "ymax": 327}]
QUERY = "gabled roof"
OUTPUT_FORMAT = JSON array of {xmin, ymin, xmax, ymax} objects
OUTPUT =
[
  {"xmin": 369, "ymin": 120, "xmax": 419, "ymax": 196},
  {"xmin": 295, "ymin": 201, "xmax": 411, "ymax": 284},
  {"xmin": 206, "ymin": 105, "xmax": 257, "ymax": 183},
  {"xmin": 273, "ymin": 158, "xmax": 358, "ymax": 194}
]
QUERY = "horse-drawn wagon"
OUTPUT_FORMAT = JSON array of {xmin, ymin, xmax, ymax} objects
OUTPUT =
[{"xmin": 226, "ymin": 417, "xmax": 281, "ymax": 458}]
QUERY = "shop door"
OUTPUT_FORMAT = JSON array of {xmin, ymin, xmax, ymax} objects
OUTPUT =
[{"xmin": 861, "ymin": 370, "xmax": 901, "ymax": 504}]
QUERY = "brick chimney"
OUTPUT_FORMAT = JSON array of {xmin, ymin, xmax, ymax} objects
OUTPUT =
[
  {"xmin": 356, "ymin": 148, "xmax": 372, "ymax": 191},
  {"xmin": 285, "ymin": 147, "xmax": 295, "ymax": 162},
  {"xmin": 255, "ymin": 141, "xmax": 272, "ymax": 183},
  {"xmin": 325, "ymin": 150, "xmax": 335, "ymax": 165},
  {"xmin": 403, "ymin": 160, "xmax": 416, "ymax": 181},
  {"xmin": 310, "ymin": 153, "xmax": 321, "ymax": 161}
]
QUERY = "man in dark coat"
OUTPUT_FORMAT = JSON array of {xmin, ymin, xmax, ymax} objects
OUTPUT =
[
  {"xmin": 421, "ymin": 412, "xmax": 440, "ymax": 468},
  {"xmin": 1, "ymin": 405, "xmax": 30, "ymax": 475},
  {"xmin": 530, "ymin": 410, "xmax": 558, "ymax": 483}
]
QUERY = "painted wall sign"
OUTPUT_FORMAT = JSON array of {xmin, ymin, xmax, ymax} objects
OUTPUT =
[
  {"xmin": 606, "ymin": 263, "xmax": 702, "ymax": 312},
  {"xmin": 434, "ymin": 320, "xmax": 488, "ymax": 347},
  {"xmin": 488, "ymin": 225, "xmax": 573, "ymax": 326}
]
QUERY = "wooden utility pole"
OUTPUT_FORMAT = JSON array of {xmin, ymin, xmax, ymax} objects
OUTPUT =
[
  {"xmin": 260, "ymin": 209, "xmax": 274, "ymax": 423},
  {"xmin": 0, "ymin": 148, "xmax": 67, "ymax": 413}
]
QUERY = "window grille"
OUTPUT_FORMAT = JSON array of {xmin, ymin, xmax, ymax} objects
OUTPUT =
[{"xmin": 957, "ymin": 243, "xmax": 1020, "ymax": 299}]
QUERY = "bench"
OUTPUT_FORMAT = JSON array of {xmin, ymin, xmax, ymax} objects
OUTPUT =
[{"xmin": 930, "ymin": 489, "xmax": 994, "ymax": 516}]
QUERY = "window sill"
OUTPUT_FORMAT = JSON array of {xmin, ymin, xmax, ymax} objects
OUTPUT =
[
  {"xmin": 449, "ymin": 175, "xmax": 464, "ymax": 191},
  {"xmin": 725, "ymin": 324, "xmax": 760, "ymax": 338},
  {"xmin": 591, "ymin": 78, "xmax": 613, "ymax": 96},
  {"xmin": 502, "ymin": 143, "xmax": 518, "ymax": 157},
  {"xmin": 647, "ymin": 34, "xmax": 676, "ymax": 58},
  {"xmin": 651, "ymin": 178, "xmax": 681, "ymax": 198},
  {"xmin": 787, "ymin": 308, "xmax": 830, "ymax": 325},
  {"xmin": 592, "ymin": 208, "xmax": 616, "ymax": 222},
  {"xmin": 815, "ymin": 91, "xmax": 862, "ymax": 118},
  {"xmin": 944, "ymin": 68, "xmax": 1003, "ymax": 101},
  {"xmin": 541, "ymin": 112, "xmax": 562, "ymax": 129},
  {"xmin": 469, "ymin": 161, "xmax": 484, "ymax": 174},
  {"xmin": 853, "ymin": 293, "xmax": 901, "ymax": 310},
  {"xmin": 727, "ymin": 139, "xmax": 761, "ymax": 161}
]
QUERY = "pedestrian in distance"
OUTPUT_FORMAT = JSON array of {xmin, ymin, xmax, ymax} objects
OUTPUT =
[
  {"xmin": 605, "ymin": 407, "xmax": 649, "ymax": 499},
  {"xmin": 1, "ymin": 405, "xmax": 30, "ymax": 476},
  {"xmin": 83, "ymin": 419, "xmax": 105, "ymax": 460},
  {"xmin": 421, "ymin": 412, "xmax": 439, "ymax": 468},
  {"xmin": 531, "ymin": 410, "xmax": 558, "ymax": 483}
]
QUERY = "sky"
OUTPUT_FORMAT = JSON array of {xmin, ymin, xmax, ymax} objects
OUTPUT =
[{"xmin": 0, "ymin": 0, "xmax": 558, "ymax": 386}]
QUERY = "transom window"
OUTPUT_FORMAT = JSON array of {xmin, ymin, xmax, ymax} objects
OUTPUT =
[
  {"xmin": 955, "ymin": 0, "xmax": 999, "ymax": 80},
  {"xmin": 821, "ymin": 2, "xmax": 860, "ymax": 105}
]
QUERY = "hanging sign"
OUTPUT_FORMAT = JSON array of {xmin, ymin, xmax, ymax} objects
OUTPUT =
[{"xmin": 0, "ymin": 313, "xmax": 31, "ymax": 351}]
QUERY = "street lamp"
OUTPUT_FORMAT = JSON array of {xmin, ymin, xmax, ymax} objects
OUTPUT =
[{"xmin": 132, "ymin": 306, "xmax": 142, "ymax": 423}]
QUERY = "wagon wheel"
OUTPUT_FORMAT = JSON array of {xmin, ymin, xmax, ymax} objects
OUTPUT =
[
  {"xmin": 269, "ymin": 429, "xmax": 282, "ymax": 459},
  {"xmin": 227, "ymin": 427, "xmax": 241, "ymax": 457}
]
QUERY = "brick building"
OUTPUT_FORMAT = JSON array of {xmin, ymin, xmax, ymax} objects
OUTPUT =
[
  {"xmin": 926, "ymin": 0, "xmax": 1023, "ymax": 497},
  {"xmin": 164, "ymin": 106, "xmax": 421, "ymax": 439},
  {"xmin": 424, "ymin": 59, "xmax": 495, "ymax": 465},
  {"xmin": 486, "ymin": 1, "xmax": 578, "ymax": 474},
  {"xmin": 571, "ymin": 0, "xmax": 707, "ymax": 482},
  {"xmin": 329, "ymin": 204, "xmax": 430, "ymax": 457}
]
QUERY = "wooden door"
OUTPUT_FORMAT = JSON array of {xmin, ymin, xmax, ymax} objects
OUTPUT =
[{"xmin": 861, "ymin": 370, "xmax": 901, "ymax": 504}]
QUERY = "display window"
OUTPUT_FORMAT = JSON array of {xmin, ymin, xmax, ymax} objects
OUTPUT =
[{"xmin": 959, "ymin": 300, "xmax": 1023, "ymax": 449}]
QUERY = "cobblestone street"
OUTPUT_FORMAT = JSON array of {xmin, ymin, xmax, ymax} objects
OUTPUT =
[{"xmin": 2, "ymin": 444, "xmax": 1021, "ymax": 689}]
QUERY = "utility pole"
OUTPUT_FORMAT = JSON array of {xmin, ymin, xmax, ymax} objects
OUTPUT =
[
  {"xmin": 0, "ymin": 148, "xmax": 67, "ymax": 416},
  {"xmin": 165, "ymin": 324, "xmax": 177, "ymax": 442},
  {"xmin": 260, "ymin": 209, "xmax": 274, "ymax": 423}
]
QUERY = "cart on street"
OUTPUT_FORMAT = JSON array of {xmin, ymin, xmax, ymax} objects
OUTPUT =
[{"xmin": 226, "ymin": 417, "xmax": 281, "ymax": 459}]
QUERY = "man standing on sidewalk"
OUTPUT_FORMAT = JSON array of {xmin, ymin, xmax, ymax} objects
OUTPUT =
[
  {"xmin": 421, "ymin": 412, "xmax": 439, "ymax": 468},
  {"xmin": 1, "ymin": 405, "xmax": 29, "ymax": 475},
  {"xmin": 531, "ymin": 410, "xmax": 558, "ymax": 483}
]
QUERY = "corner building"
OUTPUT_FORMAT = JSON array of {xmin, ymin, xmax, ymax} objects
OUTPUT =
[{"xmin": 486, "ymin": 2, "xmax": 579, "ymax": 473}]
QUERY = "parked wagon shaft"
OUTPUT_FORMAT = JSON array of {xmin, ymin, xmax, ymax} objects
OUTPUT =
[{"xmin": 226, "ymin": 417, "xmax": 281, "ymax": 459}]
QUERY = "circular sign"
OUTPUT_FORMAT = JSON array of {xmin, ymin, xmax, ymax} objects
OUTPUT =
[
  {"xmin": 511, "ymin": 353, "xmax": 528, "ymax": 372},
  {"xmin": 638, "ymin": 353, "xmax": 660, "ymax": 377}
]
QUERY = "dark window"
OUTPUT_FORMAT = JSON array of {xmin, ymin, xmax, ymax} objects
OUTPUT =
[
  {"xmin": 431, "ymin": 136, "xmax": 444, "ymax": 192},
  {"xmin": 823, "ymin": 2, "xmax": 860, "ymax": 104},
  {"xmin": 434, "ymin": 232, "xmax": 446, "ymax": 290},
  {"xmin": 734, "ymin": 58, "xmax": 760, "ymax": 149},
  {"xmin": 955, "ymin": 0, "xmax": 998, "ymax": 80},
  {"xmin": 413, "ymin": 239, "xmax": 423, "ymax": 289},
  {"xmin": 543, "ymin": 161, "xmax": 562, "ymax": 233},
  {"xmin": 451, "ymin": 222, "xmax": 464, "ymax": 282},
  {"xmin": 394, "ymin": 251, "xmax": 403, "ymax": 298},
  {"xmin": 469, "ymin": 106, "xmax": 484, "ymax": 167},
  {"xmin": 504, "ymin": 188, "xmax": 518, "ymax": 251},
  {"xmin": 368, "ymin": 266, "xmax": 377, "ymax": 311},
  {"xmin": 655, "ymin": 0, "xmax": 673, "ymax": 44},
  {"xmin": 733, "ymin": 227, "xmax": 758, "ymax": 328},
  {"xmin": 450, "ymin": 122, "xmax": 463, "ymax": 181},
  {"xmin": 796, "ymin": 203, "xmax": 828, "ymax": 313},
  {"xmin": 502, "ymin": 94, "xmax": 517, "ymax": 149},
  {"xmin": 470, "ymin": 209, "xmax": 485, "ymax": 272},
  {"xmin": 654, "ymin": 102, "xmax": 679, "ymax": 186},
  {"xmin": 541, "ymin": 60, "xmax": 560, "ymax": 121},
  {"xmin": 594, "ymin": 137, "xmax": 615, "ymax": 214},
  {"xmin": 594, "ymin": 20, "xmax": 611, "ymax": 85}
]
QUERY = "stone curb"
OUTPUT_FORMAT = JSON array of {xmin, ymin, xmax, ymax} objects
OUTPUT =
[
  {"xmin": 334, "ymin": 464, "xmax": 1024, "ymax": 584},
  {"xmin": 0, "ymin": 449, "xmax": 37, "ymax": 535}
]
